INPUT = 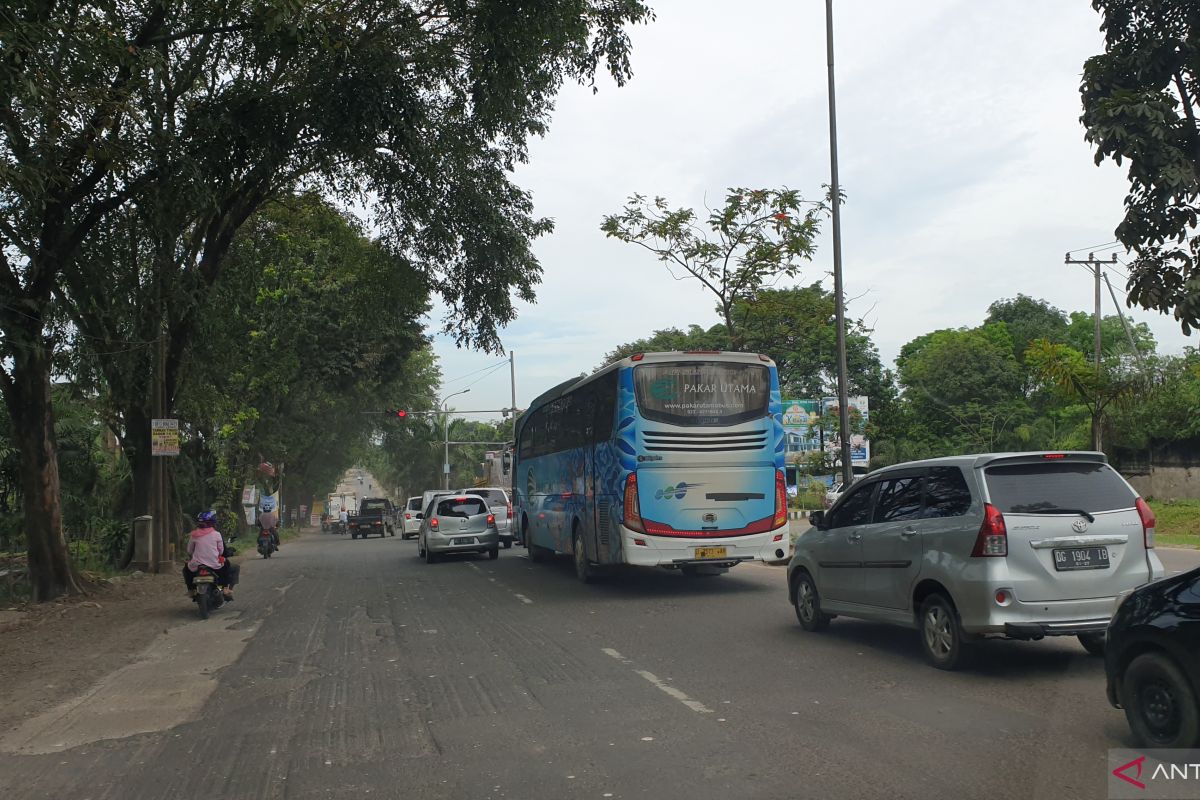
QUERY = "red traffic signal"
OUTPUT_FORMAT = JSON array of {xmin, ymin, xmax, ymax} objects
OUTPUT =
[{"xmin": 384, "ymin": 409, "xmax": 408, "ymax": 418}]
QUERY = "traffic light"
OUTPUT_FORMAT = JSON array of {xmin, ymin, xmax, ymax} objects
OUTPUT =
[{"xmin": 384, "ymin": 408, "xmax": 408, "ymax": 418}]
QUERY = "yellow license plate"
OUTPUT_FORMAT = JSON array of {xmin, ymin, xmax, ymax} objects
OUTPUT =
[{"xmin": 694, "ymin": 546, "xmax": 727, "ymax": 560}]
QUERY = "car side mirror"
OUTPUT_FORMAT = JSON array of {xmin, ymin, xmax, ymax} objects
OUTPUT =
[{"xmin": 809, "ymin": 510, "xmax": 826, "ymax": 530}]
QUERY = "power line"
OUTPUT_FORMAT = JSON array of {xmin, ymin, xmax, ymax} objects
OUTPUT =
[
  {"xmin": 441, "ymin": 359, "xmax": 509, "ymax": 387},
  {"xmin": 1066, "ymin": 239, "xmax": 1120, "ymax": 255},
  {"xmin": 458, "ymin": 360, "xmax": 509, "ymax": 391}
]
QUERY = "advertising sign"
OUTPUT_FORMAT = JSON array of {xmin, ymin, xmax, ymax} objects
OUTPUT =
[
  {"xmin": 780, "ymin": 399, "xmax": 823, "ymax": 456},
  {"xmin": 822, "ymin": 395, "xmax": 870, "ymax": 467},
  {"xmin": 781, "ymin": 396, "xmax": 870, "ymax": 468},
  {"xmin": 151, "ymin": 419, "xmax": 180, "ymax": 457}
]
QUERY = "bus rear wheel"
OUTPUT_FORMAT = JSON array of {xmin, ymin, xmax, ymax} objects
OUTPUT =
[
  {"xmin": 573, "ymin": 528, "xmax": 595, "ymax": 584},
  {"xmin": 525, "ymin": 518, "xmax": 550, "ymax": 563}
]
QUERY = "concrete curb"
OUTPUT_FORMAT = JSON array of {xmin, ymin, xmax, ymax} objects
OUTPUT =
[{"xmin": 787, "ymin": 510, "xmax": 811, "ymax": 520}]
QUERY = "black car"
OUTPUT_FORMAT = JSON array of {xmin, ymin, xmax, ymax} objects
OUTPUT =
[{"xmin": 1105, "ymin": 565, "xmax": 1200, "ymax": 748}]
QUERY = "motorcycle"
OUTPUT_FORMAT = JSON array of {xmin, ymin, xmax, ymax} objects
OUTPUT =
[
  {"xmin": 192, "ymin": 566, "xmax": 226, "ymax": 620},
  {"xmin": 257, "ymin": 528, "xmax": 277, "ymax": 558}
]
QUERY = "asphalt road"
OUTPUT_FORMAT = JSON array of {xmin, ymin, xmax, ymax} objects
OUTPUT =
[{"xmin": 2, "ymin": 531, "xmax": 1198, "ymax": 800}]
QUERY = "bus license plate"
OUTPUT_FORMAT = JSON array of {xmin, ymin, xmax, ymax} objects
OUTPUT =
[{"xmin": 694, "ymin": 546, "xmax": 727, "ymax": 560}]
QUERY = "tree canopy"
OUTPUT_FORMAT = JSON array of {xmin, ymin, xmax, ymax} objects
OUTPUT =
[
  {"xmin": 601, "ymin": 188, "xmax": 825, "ymax": 348},
  {"xmin": 1081, "ymin": 0, "xmax": 1200, "ymax": 332}
]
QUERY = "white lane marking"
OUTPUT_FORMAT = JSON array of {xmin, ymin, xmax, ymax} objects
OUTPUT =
[
  {"xmin": 602, "ymin": 647, "xmax": 713, "ymax": 713},
  {"xmin": 464, "ymin": 558, "xmax": 534, "ymax": 604},
  {"xmin": 634, "ymin": 670, "xmax": 713, "ymax": 713}
]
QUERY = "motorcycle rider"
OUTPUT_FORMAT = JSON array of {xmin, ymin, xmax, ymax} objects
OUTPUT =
[
  {"xmin": 257, "ymin": 500, "xmax": 280, "ymax": 550},
  {"xmin": 184, "ymin": 511, "xmax": 235, "ymax": 601},
  {"xmin": 338, "ymin": 506, "xmax": 349, "ymax": 535}
]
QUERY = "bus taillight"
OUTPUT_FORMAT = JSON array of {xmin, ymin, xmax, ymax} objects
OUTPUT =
[
  {"xmin": 773, "ymin": 470, "xmax": 787, "ymax": 530},
  {"xmin": 624, "ymin": 473, "xmax": 644, "ymax": 533}
]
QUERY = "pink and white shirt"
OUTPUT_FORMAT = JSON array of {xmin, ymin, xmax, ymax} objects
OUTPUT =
[{"xmin": 187, "ymin": 527, "xmax": 226, "ymax": 571}]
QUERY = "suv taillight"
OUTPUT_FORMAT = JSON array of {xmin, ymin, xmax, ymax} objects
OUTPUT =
[
  {"xmin": 623, "ymin": 473, "xmax": 644, "ymax": 533},
  {"xmin": 1136, "ymin": 497, "xmax": 1156, "ymax": 549},
  {"xmin": 971, "ymin": 503, "xmax": 1008, "ymax": 557},
  {"xmin": 507, "ymin": 501, "xmax": 513, "ymax": 519},
  {"xmin": 773, "ymin": 469, "xmax": 787, "ymax": 529}
]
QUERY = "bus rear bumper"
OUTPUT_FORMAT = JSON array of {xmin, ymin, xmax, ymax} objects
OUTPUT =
[{"xmin": 620, "ymin": 526, "xmax": 787, "ymax": 568}]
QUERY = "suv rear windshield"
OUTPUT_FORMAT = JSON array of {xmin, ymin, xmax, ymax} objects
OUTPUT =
[
  {"xmin": 470, "ymin": 489, "xmax": 507, "ymax": 507},
  {"xmin": 407, "ymin": 498, "xmax": 422, "ymax": 511},
  {"xmin": 634, "ymin": 361, "xmax": 769, "ymax": 427},
  {"xmin": 436, "ymin": 498, "xmax": 487, "ymax": 518},
  {"xmin": 360, "ymin": 499, "xmax": 388, "ymax": 513},
  {"xmin": 984, "ymin": 461, "xmax": 1136, "ymax": 514}
]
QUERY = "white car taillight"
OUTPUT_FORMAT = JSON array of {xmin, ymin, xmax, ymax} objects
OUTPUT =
[
  {"xmin": 971, "ymin": 503, "xmax": 1008, "ymax": 557},
  {"xmin": 1136, "ymin": 497, "xmax": 1156, "ymax": 549}
]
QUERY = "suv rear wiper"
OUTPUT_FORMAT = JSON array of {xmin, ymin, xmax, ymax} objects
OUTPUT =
[{"xmin": 1013, "ymin": 507, "xmax": 1095, "ymax": 523}]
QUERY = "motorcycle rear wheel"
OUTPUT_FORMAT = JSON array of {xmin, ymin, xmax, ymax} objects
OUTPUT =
[{"xmin": 197, "ymin": 592, "xmax": 210, "ymax": 620}]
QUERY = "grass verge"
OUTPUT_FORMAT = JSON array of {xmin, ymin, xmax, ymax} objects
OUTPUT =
[{"xmin": 1148, "ymin": 499, "xmax": 1200, "ymax": 549}]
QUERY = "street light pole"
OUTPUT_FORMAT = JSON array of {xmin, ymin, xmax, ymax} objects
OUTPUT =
[
  {"xmin": 440, "ymin": 388, "xmax": 471, "ymax": 490},
  {"xmin": 825, "ymin": 0, "xmax": 853, "ymax": 487}
]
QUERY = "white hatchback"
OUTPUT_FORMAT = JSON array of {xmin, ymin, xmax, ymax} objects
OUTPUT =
[{"xmin": 401, "ymin": 496, "xmax": 422, "ymax": 539}]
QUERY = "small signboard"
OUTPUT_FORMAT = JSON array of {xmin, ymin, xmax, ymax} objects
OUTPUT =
[
  {"xmin": 241, "ymin": 484, "xmax": 259, "ymax": 506},
  {"xmin": 151, "ymin": 419, "xmax": 180, "ymax": 456}
]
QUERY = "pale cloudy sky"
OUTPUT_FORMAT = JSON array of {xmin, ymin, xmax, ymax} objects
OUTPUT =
[{"xmin": 427, "ymin": 0, "xmax": 1194, "ymax": 421}]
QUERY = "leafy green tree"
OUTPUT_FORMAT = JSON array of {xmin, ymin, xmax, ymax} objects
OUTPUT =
[
  {"xmin": 895, "ymin": 324, "xmax": 1028, "ymax": 454},
  {"xmin": 986, "ymin": 295, "xmax": 1070, "ymax": 370},
  {"xmin": 3, "ymin": 0, "xmax": 652, "ymax": 598},
  {"xmin": 1024, "ymin": 338, "xmax": 1149, "ymax": 451},
  {"xmin": 1106, "ymin": 348, "xmax": 1200, "ymax": 449},
  {"xmin": 600, "ymin": 324, "xmax": 726, "ymax": 366},
  {"xmin": 1064, "ymin": 311, "xmax": 1156, "ymax": 362},
  {"xmin": 1081, "ymin": 0, "xmax": 1200, "ymax": 331},
  {"xmin": 601, "ymin": 189, "xmax": 825, "ymax": 347}
]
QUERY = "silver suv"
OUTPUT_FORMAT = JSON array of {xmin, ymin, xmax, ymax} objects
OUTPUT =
[
  {"xmin": 788, "ymin": 452, "xmax": 1165, "ymax": 669},
  {"xmin": 418, "ymin": 493, "xmax": 500, "ymax": 562}
]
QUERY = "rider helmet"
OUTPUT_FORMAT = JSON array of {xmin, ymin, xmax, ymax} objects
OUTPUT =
[{"xmin": 196, "ymin": 510, "xmax": 218, "ymax": 527}]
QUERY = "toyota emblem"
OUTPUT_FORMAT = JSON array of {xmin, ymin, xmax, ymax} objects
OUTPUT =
[{"xmin": 1071, "ymin": 518, "xmax": 1089, "ymax": 533}]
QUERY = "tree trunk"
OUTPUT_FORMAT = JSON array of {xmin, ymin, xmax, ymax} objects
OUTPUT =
[
  {"xmin": 124, "ymin": 406, "xmax": 154, "ymax": 518},
  {"xmin": 3, "ymin": 341, "xmax": 83, "ymax": 600}
]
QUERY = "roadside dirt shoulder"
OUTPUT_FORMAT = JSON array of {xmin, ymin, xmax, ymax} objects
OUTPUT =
[{"xmin": 0, "ymin": 571, "xmax": 192, "ymax": 734}]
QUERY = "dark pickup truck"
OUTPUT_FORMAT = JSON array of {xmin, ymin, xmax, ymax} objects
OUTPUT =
[{"xmin": 348, "ymin": 497, "xmax": 395, "ymax": 539}]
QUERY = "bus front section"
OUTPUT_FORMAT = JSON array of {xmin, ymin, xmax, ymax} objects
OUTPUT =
[{"xmin": 616, "ymin": 354, "xmax": 788, "ymax": 570}]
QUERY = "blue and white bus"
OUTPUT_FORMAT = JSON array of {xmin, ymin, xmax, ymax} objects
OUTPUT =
[{"xmin": 513, "ymin": 351, "xmax": 789, "ymax": 581}]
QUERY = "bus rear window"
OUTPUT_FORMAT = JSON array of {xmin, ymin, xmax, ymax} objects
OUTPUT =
[{"xmin": 634, "ymin": 362, "xmax": 769, "ymax": 427}]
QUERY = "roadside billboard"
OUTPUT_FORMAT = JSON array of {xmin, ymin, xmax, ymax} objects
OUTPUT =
[{"xmin": 781, "ymin": 396, "xmax": 870, "ymax": 468}]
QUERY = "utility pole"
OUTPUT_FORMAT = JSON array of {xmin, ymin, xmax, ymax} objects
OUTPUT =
[
  {"xmin": 1064, "ymin": 251, "xmax": 1118, "ymax": 451},
  {"xmin": 1102, "ymin": 271, "xmax": 1149, "ymax": 374},
  {"xmin": 825, "ymin": 0, "xmax": 853, "ymax": 486},
  {"xmin": 509, "ymin": 350, "xmax": 517, "ymax": 434},
  {"xmin": 441, "ymin": 388, "xmax": 471, "ymax": 490}
]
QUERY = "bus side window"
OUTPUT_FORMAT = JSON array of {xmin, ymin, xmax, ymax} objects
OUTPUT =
[{"xmin": 592, "ymin": 371, "xmax": 616, "ymax": 443}]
